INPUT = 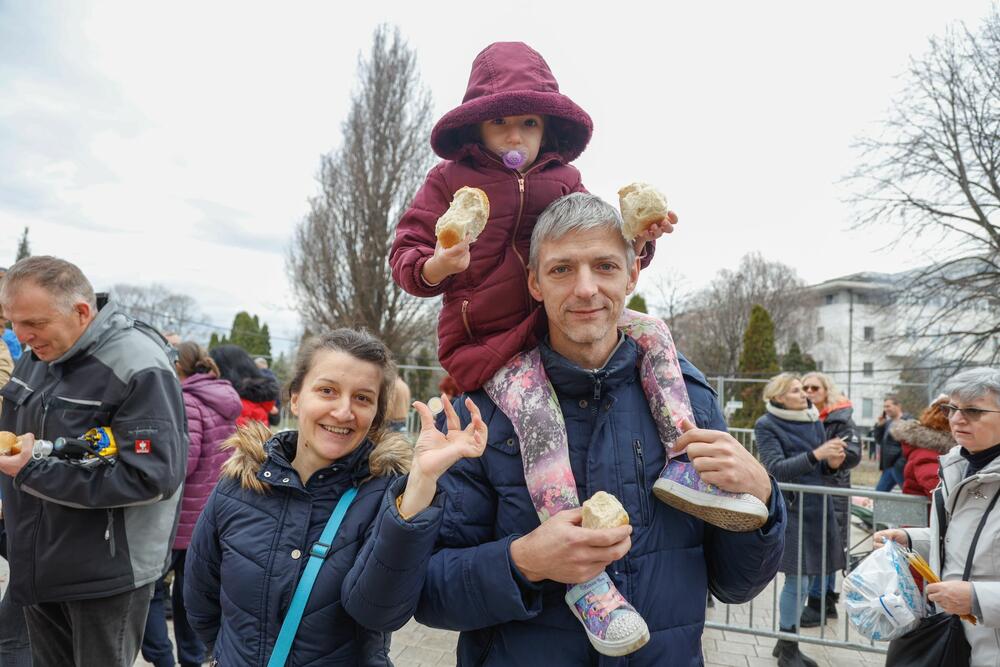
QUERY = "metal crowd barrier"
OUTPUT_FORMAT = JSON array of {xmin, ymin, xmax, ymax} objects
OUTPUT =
[{"xmin": 705, "ymin": 481, "xmax": 930, "ymax": 655}]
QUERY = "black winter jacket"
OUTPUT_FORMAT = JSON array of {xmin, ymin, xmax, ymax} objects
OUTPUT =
[{"xmin": 0, "ymin": 302, "xmax": 187, "ymax": 604}]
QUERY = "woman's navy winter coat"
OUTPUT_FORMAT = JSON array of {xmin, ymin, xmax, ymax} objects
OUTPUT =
[
  {"xmin": 412, "ymin": 340, "xmax": 785, "ymax": 666},
  {"xmin": 185, "ymin": 427, "xmax": 439, "ymax": 666},
  {"xmin": 755, "ymin": 409, "xmax": 845, "ymax": 575}
]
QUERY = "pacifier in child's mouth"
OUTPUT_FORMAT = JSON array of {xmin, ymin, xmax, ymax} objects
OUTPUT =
[{"xmin": 502, "ymin": 150, "xmax": 527, "ymax": 170}]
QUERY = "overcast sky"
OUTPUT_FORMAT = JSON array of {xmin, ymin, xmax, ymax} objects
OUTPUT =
[{"xmin": 1, "ymin": 1, "xmax": 995, "ymax": 355}]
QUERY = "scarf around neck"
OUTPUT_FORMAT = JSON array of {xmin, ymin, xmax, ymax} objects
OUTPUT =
[{"xmin": 766, "ymin": 400, "xmax": 820, "ymax": 423}]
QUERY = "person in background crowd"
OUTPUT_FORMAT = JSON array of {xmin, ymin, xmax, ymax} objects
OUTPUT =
[
  {"xmin": 875, "ymin": 367, "xmax": 1000, "ymax": 667},
  {"xmin": 141, "ymin": 342, "xmax": 241, "ymax": 667},
  {"xmin": 254, "ymin": 356, "xmax": 282, "ymax": 426},
  {"xmin": 0, "ymin": 301, "xmax": 27, "ymax": 667},
  {"xmin": 873, "ymin": 394, "xmax": 912, "ymax": 492},
  {"xmin": 0, "ymin": 256, "xmax": 186, "ymax": 667},
  {"xmin": 0, "ymin": 338, "xmax": 11, "ymax": 389},
  {"xmin": 0, "ymin": 269, "xmax": 23, "ymax": 363},
  {"xmin": 438, "ymin": 375, "xmax": 459, "ymax": 402},
  {"xmin": 386, "ymin": 375, "xmax": 411, "ymax": 433},
  {"xmin": 798, "ymin": 372, "xmax": 861, "ymax": 628},
  {"xmin": 185, "ymin": 328, "xmax": 485, "ymax": 665},
  {"xmin": 210, "ymin": 344, "xmax": 279, "ymax": 427},
  {"xmin": 756, "ymin": 373, "xmax": 847, "ymax": 667},
  {"xmin": 892, "ymin": 395, "xmax": 957, "ymax": 498}
]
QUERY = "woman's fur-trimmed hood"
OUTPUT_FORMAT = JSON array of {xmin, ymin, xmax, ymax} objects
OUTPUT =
[
  {"xmin": 891, "ymin": 419, "xmax": 956, "ymax": 454},
  {"xmin": 220, "ymin": 421, "xmax": 413, "ymax": 493}
]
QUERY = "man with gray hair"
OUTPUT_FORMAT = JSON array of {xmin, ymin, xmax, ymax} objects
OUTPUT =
[
  {"xmin": 407, "ymin": 193, "xmax": 785, "ymax": 664},
  {"xmin": 0, "ymin": 256, "xmax": 186, "ymax": 667}
]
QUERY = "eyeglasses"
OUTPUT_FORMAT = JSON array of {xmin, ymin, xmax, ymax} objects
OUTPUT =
[
  {"xmin": 803, "ymin": 385, "xmax": 823, "ymax": 392},
  {"xmin": 940, "ymin": 404, "xmax": 1000, "ymax": 421}
]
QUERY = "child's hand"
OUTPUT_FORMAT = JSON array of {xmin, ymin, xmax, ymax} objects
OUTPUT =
[
  {"xmin": 632, "ymin": 210, "xmax": 679, "ymax": 255},
  {"xmin": 423, "ymin": 239, "xmax": 472, "ymax": 285}
]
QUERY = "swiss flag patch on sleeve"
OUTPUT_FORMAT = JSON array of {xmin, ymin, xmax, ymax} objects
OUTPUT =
[{"xmin": 135, "ymin": 439, "xmax": 152, "ymax": 454}]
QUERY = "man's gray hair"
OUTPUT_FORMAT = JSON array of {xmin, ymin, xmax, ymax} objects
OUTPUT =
[
  {"xmin": 528, "ymin": 193, "xmax": 636, "ymax": 272},
  {"xmin": 943, "ymin": 367, "xmax": 1000, "ymax": 408},
  {"xmin": 0, "ymin": 256, "xmax": 97, "ymax": 313}
]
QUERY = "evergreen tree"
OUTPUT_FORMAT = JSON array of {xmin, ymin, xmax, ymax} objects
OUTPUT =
[
  {"xmin": 626, "ymin": 293, "xmax": 648, "ymax": 314},
  {"xmin": 226, "ymin": 311, "xmax": 273, "ymax": 358},
  {"xmin": 16, "ymin": 227, "xmax": 31, "ymax": 261},
  {"xmin": 781, "ymin": 341, "xmax": 817, "ymax": 373},
  {"xmin": 733, "ymin": 305, "xmax": 780, "ymax": 427},
  {"xmin": 208, "ymin": 332, "xmax": 226, "ymax": 349}
]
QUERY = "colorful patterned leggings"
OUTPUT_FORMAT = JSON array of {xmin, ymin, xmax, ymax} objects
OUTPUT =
[{"xmin": 484, "ymin": 309, "xmax": 693, "ymax": 523}]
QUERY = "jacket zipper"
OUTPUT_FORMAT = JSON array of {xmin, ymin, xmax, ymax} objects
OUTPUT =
[
  {"xmin": 483, "ymin": 152, "xmax": 549, "ymax": 303},
  {"xmin": 105, "ymin": 509, "xmax": 116, "ymax": 557},
  {"xmin": 461, "ymin": 300, "xmax": 473, "ymax": 339},
  {"xmin": 633, "ymin": 440, "xmax": 650, "ymax": 524}
]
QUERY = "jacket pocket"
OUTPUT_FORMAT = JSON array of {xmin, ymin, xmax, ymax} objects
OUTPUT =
[
  {"xmin": 461, "ymin": 299, "xmax": 475, "ymax": 341},
  {"xmin": 632, "ymin": 439, "xmax": 651, "ymax": 525},
  {"xmin": 104, "ymin": 509, "xmax": 116, "ymax": 557}
]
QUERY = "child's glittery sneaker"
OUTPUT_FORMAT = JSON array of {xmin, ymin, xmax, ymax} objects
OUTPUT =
[
  {"xmin": 652, "ymin": 458, "xmax": 768, "ymax": 532},
  {"xmin": 565, "ymin": 572, "xmax": 649, "ymax": 656}
]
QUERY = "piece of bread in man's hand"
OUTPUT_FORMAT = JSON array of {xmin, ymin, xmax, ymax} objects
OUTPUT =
[
  {"xmin": 0, "ymin": 431, "xmax": 22, "ymax": 456},
  {"xmin": 435, "ymin": 187, "xmax": 490, "ymax": 248},
  {"xmin": 582, "ymin": 491, "xmax": 630, "ymax": 529},
  {"xmin": 618, "ymin": 182, "xmax": 669, "ymax": 241}
]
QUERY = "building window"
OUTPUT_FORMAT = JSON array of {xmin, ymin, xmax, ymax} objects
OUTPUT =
[
  {"xmin": 817, "ymin": 326, "xmax": 824, "ymax": 342},
  {"xmin": 862, "ymin": 398, "xmax": 874, "ymax": 419},
  {"xmin": 864, "ymin": 326, "xmax": 875, "ymax": 341},
  {"xmin": 825, "ymin": 294, "xmax": 835, "ymax": 305},
  {"xmin": 863, "ymin": 362, "xmax": 874, "ymax": 377}
]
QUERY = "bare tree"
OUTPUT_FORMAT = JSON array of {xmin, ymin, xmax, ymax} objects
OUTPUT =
[
  {"xmin": 671, "ymin": 253, "xmax": 815, "ymax": 375},
  {"xmin": 287, "ymin": 25, "xmax": 435, "ymax": 360},
  {"xmin": 643, "ymin": 268, "xmax": 691, "ymax": 331},
  {"xmin": 849, "ymin": 9, "xmax": 1000, "ymax": 366},
  {"xmin": 110, "ymin": 283, "xmax": 200, "ymax": 338}
]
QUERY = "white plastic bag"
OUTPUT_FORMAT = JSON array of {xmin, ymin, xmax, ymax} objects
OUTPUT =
[{"xmin": 842, "ymin": 540, "xmax": 926, "ymax": 641}]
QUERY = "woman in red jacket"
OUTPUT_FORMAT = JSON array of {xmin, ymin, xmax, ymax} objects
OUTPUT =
[
  {"xmin": 891, "ymin": 396, "xmax": 956, "ymax": 498},
  {"xmin": 209, "ymin": 344, "xmax": 279, "ymax": 427}
]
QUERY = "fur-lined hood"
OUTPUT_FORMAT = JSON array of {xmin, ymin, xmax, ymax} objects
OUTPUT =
[
  {"xmin": 891, "ymin": 419, "xmax": 956, "ymax": 454},
  {"xmin": 220, "ymin": 421, "xmax": 412, "ymax": 493}
]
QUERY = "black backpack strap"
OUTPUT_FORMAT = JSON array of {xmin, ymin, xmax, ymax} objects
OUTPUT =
[
  {"xmin": 961, "ymin": 486, "xmax": 1000, "ymax": 581},
  {"xmin": 934, "ymin": 488, "xmax": 948, "ymax": 569}
]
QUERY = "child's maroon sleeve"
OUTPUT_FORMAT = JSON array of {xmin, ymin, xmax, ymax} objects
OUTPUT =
[{"xmin": 390, "ymin": 164, "xmax": 453, "ymax": 297}]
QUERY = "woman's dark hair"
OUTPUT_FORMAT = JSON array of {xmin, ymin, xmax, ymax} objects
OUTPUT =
[
  {"xmin": 210, "ymin": 344, "xmax": 278, "ymax": 403},
  {"xmin": 288, "ymin": 329, "xmax": 397, "ymax": 438},
  {"xmin": 175, "ymin": 341, "xmax": 219, "ymax": 378}
]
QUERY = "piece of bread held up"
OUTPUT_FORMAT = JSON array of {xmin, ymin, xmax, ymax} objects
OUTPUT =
[
  {"xmin": 435, "ymin": 187, "xmax": 490, "ymax": 248},
  {"xmin": 618, "ymin": 182, "xmax": 669, "ymax": 241},
  {"xmin": 582, "ymin": 491, "xmax": 630, "ymax": 529},
  {"xmin": 0, "ymin": 431, "xmax": 22, "ymax": 456}
]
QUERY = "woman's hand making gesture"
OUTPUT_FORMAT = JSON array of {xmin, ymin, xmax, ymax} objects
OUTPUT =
[{"xmin": 398, "ymin": 395, "xmax": 488, "ymax": 519}]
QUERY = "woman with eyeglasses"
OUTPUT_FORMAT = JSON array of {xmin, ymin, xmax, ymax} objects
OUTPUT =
[
  {"xmin": 875, "ymin": 367, "xmax": 1000, "ymax": 667},
  {"xmin": 797, "ymin": 372, "xmax": 861, "ymax": 629},
  {"xmin": 754, "ymin": 373, "xmax": 847, "ymax": 666}
]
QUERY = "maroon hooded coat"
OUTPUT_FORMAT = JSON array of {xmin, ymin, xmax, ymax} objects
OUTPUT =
[
  {"xmin": 175, "ymin": 372, "xmax": 242, "ymax": 549},
  {"xmin": 390, "ymin": 42, "xmax": 652, "ymax": 392}
]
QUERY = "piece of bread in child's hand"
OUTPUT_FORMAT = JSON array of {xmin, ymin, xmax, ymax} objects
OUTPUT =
[
  {"xmin": 582, "ymin": 491, "xmax": 630, "ymax": 529},
  {"xmin": 618, "ymin": 182, "xmax": 669, "ymax": 241},
  {"xmin": 0, "ymin": 431, "xmax": 22, "ymax": 456},
  {"xmin": 435, "ymin": 187, "xmax": 490, "ymax": 248}
]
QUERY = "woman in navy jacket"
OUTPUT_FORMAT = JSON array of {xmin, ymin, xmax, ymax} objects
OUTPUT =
[
  {"xmin": 755, "ymin": 373, "xmax": 847, "ymax": 667},
  {"xmin": 185, "ymin": 329, "xmax": 486, "ymax": 666}
]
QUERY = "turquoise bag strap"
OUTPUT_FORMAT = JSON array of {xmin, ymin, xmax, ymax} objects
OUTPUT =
[{"xmin": 267, "ymin": 486, "xmax": 359, "ymax": 667}]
